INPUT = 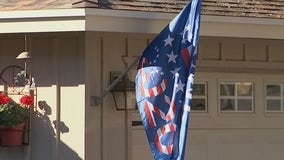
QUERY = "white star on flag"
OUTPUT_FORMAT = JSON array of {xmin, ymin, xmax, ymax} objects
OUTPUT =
[
  {"xmin": 185, "ymin": 24, "xmax": 191, "ymax": 31},
  {"xmin": 170, "ymin": 68, "xmax": 181, "ymax": 78},
  {"xmin": 175, "ymin": 80, "xmax": 185, "ymax": 93},
  {"xmin": 184, "ymin": 24, "xmax": 193, "ymax": 42},
  {"xmin": 187, "ymin": 33, "xmax": 193, "ymax": 42},
  {"xmin": 167, "ymin": 51, "xmax": 178, "ymax": 63},
  {"xmin": 164, "ymin": 35, "xmax": 174, "ymax": 47}
]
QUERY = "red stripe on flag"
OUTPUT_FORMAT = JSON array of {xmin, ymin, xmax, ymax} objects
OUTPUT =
[
  {"xmin": 144, "ymin": 102, "xmax": 155, "ymax": 127},
  {"xmin": 169, "ymin": 123, "xmax": 175, "ymax": 131},
  {"xmin": 139, "ymin": 81, "xmax": 146, "ymax": 96},
  {"xmin": 156, "ymin": 84, "xmax": 163, "ymax": 94},
  {"xmin": 154, "ymin": 105, "xmax": 161, "ymax": 117},
  {"xmin": 149, "ymin": 88, "xmax": 155, "ymax": 97},
  {"xmin": 181, "ymin": 48, "xmax": 190, "ymax": 69},
  {"xmin": 155, "ymin": 134, "xmax": 164, "ymax": 154},
  {"xmin": 167, "ymin": 146, "xmax": 172, "ymax": 155}
]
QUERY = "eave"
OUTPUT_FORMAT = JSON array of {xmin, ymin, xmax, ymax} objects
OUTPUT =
[
  {"xmin": 0, "ymin": 9, "xmax": 86, "ymax": 33},
  {"xmin": 0, "ymin": 8, "xmax": 284, "ymax": 39}
]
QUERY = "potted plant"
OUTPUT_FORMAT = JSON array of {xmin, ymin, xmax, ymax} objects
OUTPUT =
[{"xmin": 0, "ymin": 93, "xmax": 33, "ymax": 146}]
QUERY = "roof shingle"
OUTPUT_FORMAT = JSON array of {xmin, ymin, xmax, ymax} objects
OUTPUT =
[{"xmin": 0, "ymin": 0, "xmax": 283, "ymax": 19}]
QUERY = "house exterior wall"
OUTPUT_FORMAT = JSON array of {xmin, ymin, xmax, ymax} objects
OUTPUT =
[
  {"xmin": 85, "ymin": 31, "xmax": 153, "ymax": 160},
  {"xmin": 1, "ymin": 31, "xmax": 284, "ymax": 160},
  {"xmin": 0, "ymin": 32, "xmax": 85, "ymax": 160},
  {"xmin": 85, "ymin": 32, "xmax": 284, "ymax": 160},
  {"xmin": 131, "ymin": 36, "xmax": 284, "ymax": 160}
]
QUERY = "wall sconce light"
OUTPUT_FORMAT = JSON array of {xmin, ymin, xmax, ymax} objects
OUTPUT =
[
  {"xmin": 91, "ymin": 56, "xmax": 140, "ymax": 107},
  {"xmin": 110, "ymin": 71, "xmax": 136, "ymax": 110}
]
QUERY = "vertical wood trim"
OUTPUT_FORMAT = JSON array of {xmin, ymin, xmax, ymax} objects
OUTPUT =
[
  {"xmin": 100, "ymin": 36, "xmax": 104, "ymax": 160},
  {"xmin": 52, "ymin": 38, "xmax": 61, "ymax": 160},
  {"xmin": 219, "ymin": 42, "xmax": 223, "ymax": 61},
  {"xmin": 124, "ymin": 38, "xmax": 129, "ymax": 160},
  {"xmin": 0, "ymin": 38, "xmax": 7, "ymax": 92},
  {"xmin": 1, "ymin": 39, "xmax": 8, "ymax": 67},
  {"xmin": 242, "ymin": 43, "xmax": 246, "ymax": 61},
  {"xmin": 265, "ymin": 45, "xmax": 269, "ymax": 62},
  {"xmin": 78, "ymin": 34, "xmax": 85, "ymax": 84},
  {"xmin": 85, "ymin": 32, "xmax": 103, "ymax": 160}
]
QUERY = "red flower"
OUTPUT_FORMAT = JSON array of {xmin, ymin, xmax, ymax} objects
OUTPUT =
[
  {"xmin": 0, "ymin": 93, "xmax": 11, "ymax": 104},
  {"xmin": 20, "ymin": 95, "xmax": 34, "ymax": 106}
]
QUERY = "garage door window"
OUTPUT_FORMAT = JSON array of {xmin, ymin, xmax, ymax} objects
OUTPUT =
[
  {"xmin": 192, "ymin": 82, "xmax": 207, "ymax": 112},
  {"xmin": 219, "ymin": 82, "xmax": 254, "ymax": 112},
  {"xmin": 265, "ymin": 84, "xmax": 284, "ymax": 112}
]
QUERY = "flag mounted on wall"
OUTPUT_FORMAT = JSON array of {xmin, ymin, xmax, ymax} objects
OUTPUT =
[{"xmin": 135, "ymin": 0, "xmax": 202, "ymax": 159}]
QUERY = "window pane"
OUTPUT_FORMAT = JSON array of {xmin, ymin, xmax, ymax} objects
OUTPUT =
[
  {"xmin": 237, "ymin": 83, "xmax": 252, "ymax": 96},
  {"xmin": 266, "ymin": 85, "xmax": 281, "ymax": 96},
  {"xmin": 191, "ymin": 99, "xmax": 206, "ymax": 110},
  {"xmin": 193, "ymin": 84, "xmax": 205, "ymax": 96},
  {"xmin": 237, "ymin": 99, "xmax": 252, "ymax": 111},
  {"xmin": 220, "ymin": 84, "xmax": 235, "ymax": 96},
  {"xmin": 220, "ymin": 99, "xmax": 235, "ymax": 111},
  {"xmin": 267, "ymin": 99, "xmax": 281, "ymax": 111}
]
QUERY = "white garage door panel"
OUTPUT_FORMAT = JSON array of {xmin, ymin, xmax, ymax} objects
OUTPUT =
[{"xmin": 132, "ymin": 129, "xmax": 284, "ymax": 160}]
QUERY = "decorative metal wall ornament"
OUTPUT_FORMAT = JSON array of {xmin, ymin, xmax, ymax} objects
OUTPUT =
[
  {"xmin": 0, "ymin": 35, "xmax": 34, "ymax": 93},
  {"xmin": 0, "ymin": 35, "xmax": 36, "ymax": 147},
  {"xmin": 16, "ymin": 35, "xmax": 32, "ymax": 79}
]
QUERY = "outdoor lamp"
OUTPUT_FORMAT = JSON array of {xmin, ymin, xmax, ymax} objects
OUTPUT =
[{"xmin": 110, "ymin": 71, "xmax": 136, "ymax": 110}]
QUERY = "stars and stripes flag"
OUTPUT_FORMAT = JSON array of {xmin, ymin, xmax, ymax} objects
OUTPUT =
[{"xmin": 135, "ymin": 0, "xmax": 201, "ymax": 159}]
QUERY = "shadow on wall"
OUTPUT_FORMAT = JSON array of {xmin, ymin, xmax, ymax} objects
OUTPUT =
[
  {"xmin": 0, "ymin": 34, "xmax": 84, "ymax": 160},
  {"xmin": 0, "ymin": 100, "xmax": 81, "ymax": 160},
  {"xmin": 31, "ymin": 101, "xmax": 82, "ymax": 160}
]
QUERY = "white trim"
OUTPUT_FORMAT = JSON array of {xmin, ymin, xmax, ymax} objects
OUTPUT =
[
  {"xmin": 0, "ymin": 20, "xmax": 85, "ymax": 33},
  {"xmin": 85, "ymin": 8, "xmax": 284, "ymax": 39},
  {"xmin": 85, "ymin": 8, "xmax": 174, "ymax": 20},
  {"xmin": 0, "ymin": 8, "xmax": 284, "ymax": 39},
  {"xmin": 0, "ymin": 9, "xmax": 85, "ymax": 19},
  {"xmin": 0, "ymin": 9, "xmax": 86, "ymax": 33},
  {"xmin": 196, "ymin": 60, "xmax": 284, "ymax": 74},
  {"xmin": 86, "ymin": 9, "xmax": 284, "ymax": 26},
  {"xmin": 202, "ymin": 15, "xmax": 284, "ymax": 26}
]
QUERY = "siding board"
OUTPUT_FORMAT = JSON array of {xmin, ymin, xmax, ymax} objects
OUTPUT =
[
  {"xmin": 221, "ymin": 38, "xmax": 244, "ymax": 61},
  {"xmin": 268, "ymin": 42, "xmax": 284, "ymax": 62},
  {"xmin": 198, "ymin": 37, "xmax": 221, "ymax": 60},
  {"xmin": 245, "ymin": 40, "xmax": 267, "ymax": 62},
  {"xmin": 102, "ymin": 35, "xmax": 127, "ymax": 160}
]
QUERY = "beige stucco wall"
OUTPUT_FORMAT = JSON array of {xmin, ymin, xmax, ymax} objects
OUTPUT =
[
  {"xmin": 131, "ymin": 36, "xmax": 284, "ymax": 160},
  {"xmin": 1, "ymin": 31, "xmax": 284, "ymax": 160},
  {"xmin": 85, "ymin": 31, "xmax": 284, "ymax": 160},
  {"xmin": 0, "ymin": 33, "xmax": 85, "ymax": 160},
  {"xmin": 85, "ymin": 31, "xmax": 154, "ymax": 160}
]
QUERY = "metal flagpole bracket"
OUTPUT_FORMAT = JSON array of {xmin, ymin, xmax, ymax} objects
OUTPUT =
[
  {"xmin": 90, "ymin": 56, "xmax": 140, "ymax": 106},
  {"xmin": 91, "ymin": 96, "xmax": 103, "ymax": 106}
]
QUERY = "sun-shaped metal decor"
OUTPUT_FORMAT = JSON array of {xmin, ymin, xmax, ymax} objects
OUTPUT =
[{"xmin": 0, "ymin": 65, "xmax": 28, "ymax": 94}]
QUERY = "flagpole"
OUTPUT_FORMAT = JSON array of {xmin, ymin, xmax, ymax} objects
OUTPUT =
[{"xmin": 91, "ymin": 56, "xmax": 140, "ymax": 106}]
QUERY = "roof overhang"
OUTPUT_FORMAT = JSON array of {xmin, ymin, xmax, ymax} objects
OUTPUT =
[
  {"xmin": 0, "ymin": 9, "xmax": 86, "ymax": 33},
  {"xmin": 0, "ymin": 8, "xmax": 284, "ymax": 39}
]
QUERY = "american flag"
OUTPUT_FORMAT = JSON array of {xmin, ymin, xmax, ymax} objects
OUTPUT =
[{"xmin": 135, "ymin": 0, "xmax": 201, "ymax": 159}]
